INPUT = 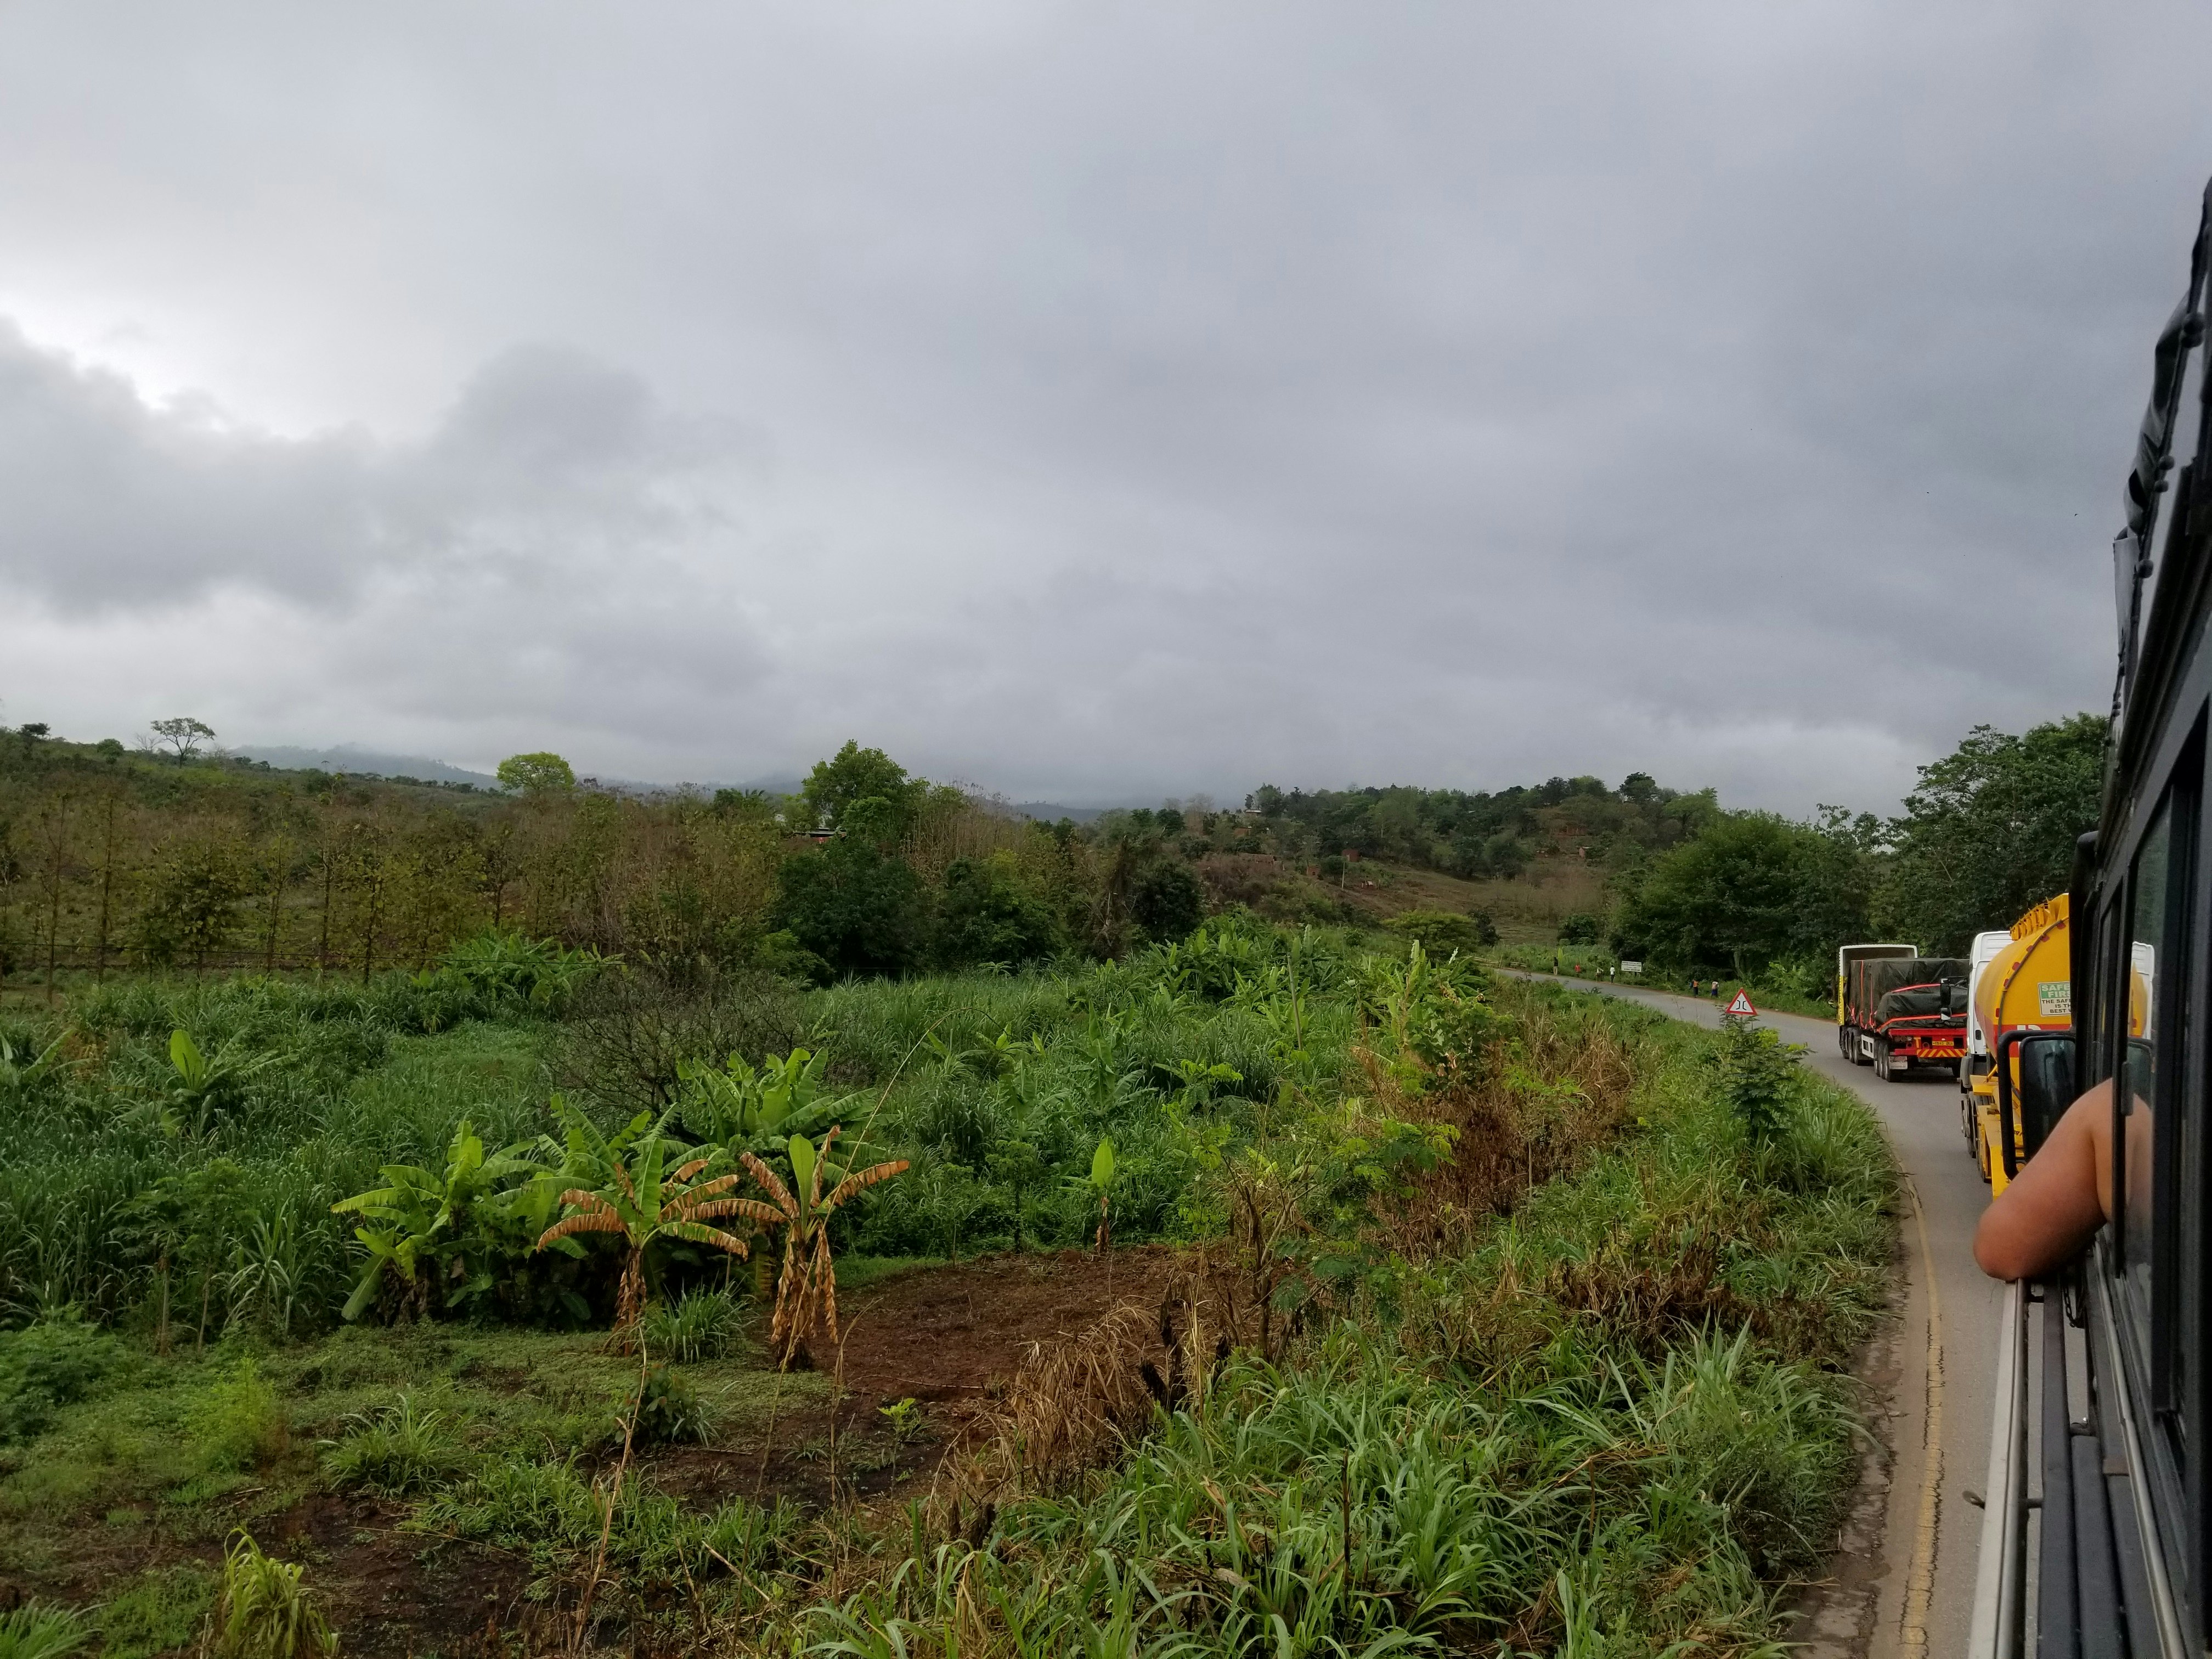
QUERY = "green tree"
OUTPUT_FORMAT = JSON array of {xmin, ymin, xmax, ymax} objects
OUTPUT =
[
  {"xmin": 936, "ymin": 855, "xmax": 1061, "ymax": 967},
  {"xmin": 772, "ymin": 839, "xmax": 926, "ymax": 978},
  {"xmin": 495, "ymin": 752, "xmax": 576, "ymax": 795},
  {"xmin": 136, "ymin": 835, "xmax": 248, "ymax": 973},
  {"xmin": 1611, "ymin": 812, "xmax": 1871, "ymax": 977},
  {"xmin": 798, "ymin": 742, "xmax": 929, "ymax": 836},
  {"xmin": 148, "ymin": 716, "xmax": 215, "ymax": 764},
  {"xmin": 1876, "ymin": 714, "xmax": 2107, "ymax": 953},
  {"xmin": 1130, "ymin": 860, "xmax": 1204, "ymax": 944}
]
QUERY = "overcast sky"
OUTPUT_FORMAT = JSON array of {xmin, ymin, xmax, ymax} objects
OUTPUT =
[{"xmin": 2, "ymin": 3, "xmax": 2207, "ymax": 810}]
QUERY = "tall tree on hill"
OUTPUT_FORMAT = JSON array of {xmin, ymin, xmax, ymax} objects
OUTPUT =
[
  {"xmin": 89, "ymin": 788, "xmax": 128, "ymax": 984},
  {"xmin": 1876, "ymin": 714, "xmax": 2107, "ymax": 953},
  {"xmin": 146, "ymin": 717, "xmax": 216, "ymax": 765},
  {"xmin": 33, "ymin": 789, "xmax": 74, "ymax": 1001},
  {"xmin": 798, "ymin": 742, "xmax": 929, "ymax": 836},
  {"xmin": 495, "ymin": 752, "xmax": 575, "ymax": 796}
]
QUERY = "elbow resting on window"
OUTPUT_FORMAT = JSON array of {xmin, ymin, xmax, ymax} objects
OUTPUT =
[{"xmin": 1972, "ymin": 1080, "xmax": 2115, "ymax": 1282}]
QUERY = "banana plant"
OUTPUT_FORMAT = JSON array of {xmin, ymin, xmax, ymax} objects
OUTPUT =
[
  {"xmin": 1075, "ymin": 1137, "xmax": 1117, "ymax": 1252},
  {"xmin": 740, "ymin": 1127, "xmax": 909, "ymax": 1363},
  {"xmin": 535, "ymin": 1104, "xmax": 779, "ymax": 1346},
  {"xmin": 1166, "ymin": 1058, "xmax": 1243, "ymax": 1111},
  {"xmin": 674, "ymin": 1048, "xmax": 843, "ymax": 1150},
  {"xmin": 0, "ymin": 1029, "xmax": 71, "ymax": 1102},
  {"xmin": 163, "ymin": 1029, "xmax": 283, "ymax": 1138},
  {"xmin": 331, "ymin": 1118, "xmax": 539, "ymax": 1321},
  {"xmin": 438, "ymin": 929, "xmax": 606, "ymax": 1012}
]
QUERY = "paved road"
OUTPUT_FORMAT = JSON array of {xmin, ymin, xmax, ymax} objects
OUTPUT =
[{"xmin": 1515, "ymin": 975, "xmax": 2000, "ymax": 1659}]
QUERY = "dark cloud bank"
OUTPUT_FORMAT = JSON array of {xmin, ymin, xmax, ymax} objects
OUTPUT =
[{"xmin": 1, "ymin": 2, "xmax": 2208, "ymax": 810}]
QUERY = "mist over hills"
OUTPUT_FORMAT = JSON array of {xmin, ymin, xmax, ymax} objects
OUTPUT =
[
  {"xmin": 232, "ymin": 745, "xmax": 1118, "ymax": 821},
  {"xmin": 232, "ymin": 745, "xmax": 501, "ymax": 786}
]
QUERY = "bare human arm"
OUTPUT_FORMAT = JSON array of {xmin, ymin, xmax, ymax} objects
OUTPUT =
[{"xmin": 1973, "ymin": 1078, "xmax": 2115, "ymax": 1282}]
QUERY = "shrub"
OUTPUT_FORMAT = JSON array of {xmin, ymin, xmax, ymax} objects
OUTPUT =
[
  {"xmin": 1557, "ymin": 912, "xmax": 1602, "ymax": 945},
  {"xmin": 624, "ymin": 1365, "xmax": 712, "ymax": 1447},
  {"xmin": 190, "ymin": 1359, "xmax": 287, "ymax": 1474},
  {"xmin": 321, "ymin": 1396, "xmax": 471, "ymax": 1496},
  {"xmin": 640, "ymin": 1291, "xmax": 741, "ymax": 1363},
  {"xmin": 213, "ymin": 1531, "xmax": 336, "ymax": 1659},
  {"xmin": 1717, "ymin": 1015, "xmax": 1797, "ymax": 1147},
  {"xmin": 1380, "ymin": 910, "xmax": 1493, "ymax": 957},
  {"xmin": 0, "ymin": 1312, "xmax": 124, "ymax": 1444}
]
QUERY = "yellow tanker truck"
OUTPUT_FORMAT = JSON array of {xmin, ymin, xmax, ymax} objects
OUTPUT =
[{"xmin": 1965, "ymin": 895, "xmax": 2073, "ymax": 1193}]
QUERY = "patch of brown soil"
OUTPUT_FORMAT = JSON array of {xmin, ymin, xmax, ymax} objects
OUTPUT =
[
  {"xmin": 825, "ymin": 1245, "xmax": 1184, "ymax": 1423},
  {"xmin": 275, "ymin": 1494, "xmax": 534, "ymax": 1659},
  {"xmin": 624, "ymin": 1247, "xmax": 1193, "ymax": 1515}
]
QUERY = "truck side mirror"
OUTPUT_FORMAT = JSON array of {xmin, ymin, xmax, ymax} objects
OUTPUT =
[{"xmin": 1996, "ymin": 1029, "xmax": 2078, "ymax": 1175}]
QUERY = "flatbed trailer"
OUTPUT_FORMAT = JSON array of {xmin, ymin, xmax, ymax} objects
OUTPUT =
[
  {"xmin": 1842, "ymin": 954, "xmax": 1969, "ymax": 1081},
  {"xmin": 1835, "ymin": 941, "xmax": 1916, "ymax": 1064}
]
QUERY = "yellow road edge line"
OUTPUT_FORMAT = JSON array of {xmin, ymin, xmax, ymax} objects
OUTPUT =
[{"xmin": 1899, "ymin": 1173, "xmax": 1944, "ymax": 1658}]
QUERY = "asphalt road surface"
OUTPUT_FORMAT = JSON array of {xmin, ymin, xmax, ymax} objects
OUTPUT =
[{"xmin": 1514, "ymin": 975, "xmax": 2000, "ymax": 1659}]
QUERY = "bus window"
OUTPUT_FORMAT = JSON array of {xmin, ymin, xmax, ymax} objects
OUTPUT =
[{"xmin": 2120, "ymin": 795, "xmax": 2170, "ymax": 1381}]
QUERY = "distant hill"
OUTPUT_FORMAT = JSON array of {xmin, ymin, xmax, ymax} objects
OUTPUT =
[
  {"xmin": 228, "ymin": 751, "xmax": 1121, "ymax": 817},
  {"xmin": 1014, "ymin": 802, "xmax": 1110, "ymax": 823},
  {"xmin": 232, "ymin": 745, "xmax": 500, "ymax": 787}
]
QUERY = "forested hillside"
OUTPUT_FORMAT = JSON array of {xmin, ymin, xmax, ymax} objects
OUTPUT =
[
  {"xmin": 0, "ymin": 712, "xmax": 2115, "ymax": 1003},
  {"xmin": 0, "ymin": 730, "xmax": 1694, "ymax": 996}
]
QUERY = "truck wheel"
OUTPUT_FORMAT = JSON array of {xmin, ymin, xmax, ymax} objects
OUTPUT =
[
  {"xmin": 1839, "ymin": 1024, "xmax": 1857, "ymax": 1061},
  {"xmin": 1851, "ymin": 1030, "xmax": 1874, "ymax": 1067},
  {"xmin": 1874, "ymin": 1037, "xmax": 1895, "ymax": 1082}
]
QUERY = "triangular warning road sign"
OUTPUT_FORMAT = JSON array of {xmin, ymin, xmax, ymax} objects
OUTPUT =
[{"xmin": 1724, "ymin": 990, "xmax": 1757, "ymax": 1018}]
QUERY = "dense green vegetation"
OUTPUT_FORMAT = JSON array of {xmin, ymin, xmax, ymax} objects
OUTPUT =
[
  {"xmin": 1241, "ymin": 774, "xmax": 1717, "ymax": 880},
  {"xmin": 0, "ymin": 898, "xmax": 1893, "ymax": 1655},
  {"xmin": 0, "ymin": 733, "xmax": 1285, "ymax": 994},
  {"xmin": 0, "ymin": 707, "xmax": 2111, "ymax": 1024},
  {"xmin": 1592, "ymin": 714, "xmax": 2107, "ymax": 992}
]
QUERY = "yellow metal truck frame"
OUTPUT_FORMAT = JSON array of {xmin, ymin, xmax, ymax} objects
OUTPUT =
[{"xmin": 1970, "ymin": 896, "xmax": 2074, "ymax": 1193}]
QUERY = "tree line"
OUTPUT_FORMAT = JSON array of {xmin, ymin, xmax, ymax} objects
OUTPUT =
[
  {"xmin": 0, "ymin": 732, "xmax": 1297, "ymax": 990},
  {"xmin": 1604, "ymin": 713, "xmax": 2108, "ymax": 980},
  {"xmin": 1242, "ymin": 772, "xmax": 1718, "ymax": 880},
  {"xmin": 0, "ymin": 709, "xmax": 2107, "ymax": 995}
]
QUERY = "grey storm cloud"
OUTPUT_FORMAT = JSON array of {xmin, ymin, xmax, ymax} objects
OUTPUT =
[
  {"xmin": 0, "ymin": 329, "xmax": 729, "ymax": 609},
  {"xmin": 1, "ymin": 1, "xmax": 2209, "ymax": 808}
]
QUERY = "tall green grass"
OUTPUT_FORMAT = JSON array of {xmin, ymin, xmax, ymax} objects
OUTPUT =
[{"xmin": 0, "ymin": 930, "xmax": 1893, "ymax": 1655}]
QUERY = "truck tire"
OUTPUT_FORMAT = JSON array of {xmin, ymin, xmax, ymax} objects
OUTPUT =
[
  {"xmin": 1839, "ymin": 1024, "xmax": 1857, "ymax": 1061},
  {"xmin": 1852, "ymin": 1029, "xmax": 1874, "ymax": 1067},
  {"xmin": 1874, "ymin": 1036, "xmax": 1896, "ymax": 1082}
]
